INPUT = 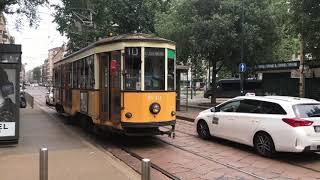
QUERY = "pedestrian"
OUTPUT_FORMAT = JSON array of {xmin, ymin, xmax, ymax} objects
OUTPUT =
[{"xmin": 0, "ymin": 66, "xmax": 15, "ymax": 122}]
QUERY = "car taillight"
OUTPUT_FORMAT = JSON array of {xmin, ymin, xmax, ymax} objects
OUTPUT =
[{"xmin": 282, "ymin": 118, "xmax": 313, "ymax": 127}]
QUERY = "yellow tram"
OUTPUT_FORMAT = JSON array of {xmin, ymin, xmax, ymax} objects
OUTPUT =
[{"xmin": 53, "ymin": 34, "xmax": 176, "ymax": 136}]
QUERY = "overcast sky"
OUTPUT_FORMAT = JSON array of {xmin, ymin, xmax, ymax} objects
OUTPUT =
[{"xmin": 5, "ymin": 2, "xmax": 67, "ymax": 71}]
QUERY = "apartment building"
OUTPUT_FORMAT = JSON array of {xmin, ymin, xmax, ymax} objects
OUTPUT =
[{"xmin": 0, "ymin": 13, "xmax": 14, "ymax": 44}]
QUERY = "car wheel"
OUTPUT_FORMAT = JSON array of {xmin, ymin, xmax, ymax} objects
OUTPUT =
[
  {"xmin": 197, "ymin": 120, "xmax": 211, "ymax": 139},
  {"xmin": 254, "ymin": 132, "xmax": 276, "ymax": 157}
]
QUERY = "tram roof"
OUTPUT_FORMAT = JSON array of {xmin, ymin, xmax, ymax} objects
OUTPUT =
[{"xmin": 59, "ymin": 33, "xmax": 175, "ymax": 62}]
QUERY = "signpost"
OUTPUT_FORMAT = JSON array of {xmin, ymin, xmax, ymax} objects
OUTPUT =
[
  {"xmin": 239, "ymin": 63, "xmax": 246, "ymax": 73},
  {"xmin": 239, "ymin": 63, "xmax": 246, "ymax": 95}
]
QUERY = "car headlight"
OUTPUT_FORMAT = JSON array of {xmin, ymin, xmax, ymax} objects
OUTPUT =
[{"xmin": 149, "ymin": 103, "xmax": 161, "ymax": 114}]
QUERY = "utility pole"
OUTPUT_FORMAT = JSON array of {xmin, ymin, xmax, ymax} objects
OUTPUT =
[
  {"xmin": 240, "ymin": 0, "xmax": 245, "ymax": 95},
  {"xmin": 299, "ymin": 35, "xmax": 305, "ymax": 97}
]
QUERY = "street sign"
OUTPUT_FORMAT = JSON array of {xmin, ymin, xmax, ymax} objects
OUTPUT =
[{"xmin": 239, "ymin": 63, "xmax": 246, "ymax": 73}]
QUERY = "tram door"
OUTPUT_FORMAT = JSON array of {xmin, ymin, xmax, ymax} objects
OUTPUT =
[
  {"xmin": 110, "ymin": 51, "xmax": 121, "ymax": 122},
  {"xmin": 100, "ymin": 53, "xmax": 110, "ymax": 121},
  {"xmin": 100, "ymin": 51, "xmax": 121, "ymax": 122}
]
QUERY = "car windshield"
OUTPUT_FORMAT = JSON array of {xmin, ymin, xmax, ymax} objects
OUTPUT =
[{"xmin": 293, "ymin": 104, "xmax": 320, "ymax": 118}]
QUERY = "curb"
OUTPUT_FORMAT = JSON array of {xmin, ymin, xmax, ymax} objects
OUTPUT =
[
  {"xmin": 180, "ymin": 105, "xmax": 209, "ymax": 110},
  {"xmin": 176, "ymin": 115, "xmax": 194, "ymax": 122}
]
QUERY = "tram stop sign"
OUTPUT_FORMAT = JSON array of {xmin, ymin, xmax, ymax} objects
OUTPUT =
[{"xmin": 239, "ymin": 63, "xmax": 246, "ymax": 73}]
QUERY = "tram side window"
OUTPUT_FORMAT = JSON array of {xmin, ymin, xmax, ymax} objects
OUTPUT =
[
  {"xmin": 60, "ymin": 65, "xmax": 65, "ymax": 87},
  {"xmin": 80, "ymin": 59, "xmax": 86, "ymax": 88},
  {"xmin": 66, "ymin": 63, "xmax": 72, "ymax": 87},
  {"xmin": 145, "ymin": 48, "xmax": 165, "ymax": 90},
  {"xmin": 54, "ymin": 68, "xmax": 58, "ymax": 87},
  {"xmin": 54, "ymin": 66, "xmax": 61, "ymax": 87},
  {"xmin": 168, "ymin": 49, "xmax": 175, "ymax": 91},
  {"xmin": 72, "ymin": 61, "xmax": 77, "ymax": 88},
  {"xmin": 125, "ymin": 47, "xmax": 141, "ymax": 90},
  {"xmin": 77, "ymin": 60, "xmax": 82, "ymax": 88},
  {"xmin": 86, "ymin": 55, "xmax": 95, "ymax": 89}
]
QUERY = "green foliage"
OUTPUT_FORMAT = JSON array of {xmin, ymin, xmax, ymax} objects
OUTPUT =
[
  {"xmin": 1, "ymin": 0, "xmax": 48, "ymax": 26},
  {"xmin": 53, "ymin": 0, "xmax": 172, "ymax": 53},
  {"xmin": 155, "ymin": 0, "xmax": 279, "ymax": 103},
  {"xmin": 288, "ymin": 0, "xmax": 320, "ymax": 59},
  {"xmin": 32, "ymin": 66, "xmax": 41, "ymax": 82},
  {"xmin": 156, "ymin": 0, "xmax": 279, "ymax": 71}
]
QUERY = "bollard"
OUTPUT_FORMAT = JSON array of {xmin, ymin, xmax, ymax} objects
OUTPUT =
[
  {"xmin": 141, "ymin": 159, "xmax": 151, "ymax": 180},
  {"xmin": 39, "ymin": 148, "xmax": 48, "ymax": 180}
]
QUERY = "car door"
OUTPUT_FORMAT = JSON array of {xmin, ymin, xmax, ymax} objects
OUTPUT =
[
  {"xmin": 231, "ymin": 99, "xmax": 262, "ymax": 145},
  {"xmin": 211, "ymin": 100, "xmax": 241, "ymax": 140}
]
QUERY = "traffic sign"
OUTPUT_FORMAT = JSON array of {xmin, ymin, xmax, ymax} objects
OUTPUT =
[{"xmin": 239, "ymin": 63, "xmax": 246, "ymax": 73}]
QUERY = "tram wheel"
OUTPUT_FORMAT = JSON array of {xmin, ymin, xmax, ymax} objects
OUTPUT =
[{"xmin": 80, "ymin": 115, "xmax": 94, "ymax": 133}]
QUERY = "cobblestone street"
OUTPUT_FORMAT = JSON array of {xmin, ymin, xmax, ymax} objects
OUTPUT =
[{"xmin": 17, "ymin": 87, "xmax": 320, "ymax": 180}]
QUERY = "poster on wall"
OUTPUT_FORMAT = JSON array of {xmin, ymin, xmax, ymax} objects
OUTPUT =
[
  {"xmin": 80, "ymin": 92, "xmax": 88, "ymax": 113},
  {"xmin": 0, "ymin": 67, "xmax": 16, "ymax": 137}
]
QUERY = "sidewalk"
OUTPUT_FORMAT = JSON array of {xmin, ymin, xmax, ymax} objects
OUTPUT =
[{"xmin": 0, "ymin": 106, "xmax": 140, "ymax": 180}]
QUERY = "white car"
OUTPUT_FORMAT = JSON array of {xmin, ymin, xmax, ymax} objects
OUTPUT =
[
  {"xmin": 195, "ymin": 96, "xmax": 320, "ymax": 157},
  {"xmin": 45, "ymin": 88, "xmax": 54, "ymax": 105}
]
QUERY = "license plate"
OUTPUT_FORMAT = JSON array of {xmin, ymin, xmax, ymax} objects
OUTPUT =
[{"xmin": 314, "ymin": 126, "xmax": 320, "ymax": 133}]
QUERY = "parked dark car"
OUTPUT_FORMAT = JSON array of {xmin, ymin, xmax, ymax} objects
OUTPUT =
[
  {"xmin": 20, "ymin": 92, "xmax": 27, "ymax": 108},
  {"xmin": 204, "ymin": 79, "xmax": 263, "ymax": 98}
]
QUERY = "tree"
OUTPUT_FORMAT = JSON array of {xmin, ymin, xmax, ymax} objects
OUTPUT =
[
  {"xmin": 53, "ymin": 0, "xmax": 172, "ymax": 53},
  {"xmin": 156, "ymin": 0, "xmax": 279, "ymax": 104},
  {"xmin": 289, "ymin": 0, "xmax": 320, "ymax": 59},
  {"xmin": 32, "ymin": 66, "xmax": 41, "ymax": 83},
  {"xmin": 1, "ymin": 0, "xmax": 48, "ymax": 26}
]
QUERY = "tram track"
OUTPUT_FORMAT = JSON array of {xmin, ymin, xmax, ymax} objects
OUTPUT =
[
  {"xmin": 31, "ymin": 92, "xmax": 320, "ymax": 179},
  {"xmin": 33, "ymin": 97, "xmax": 180, "ymax": 180}
]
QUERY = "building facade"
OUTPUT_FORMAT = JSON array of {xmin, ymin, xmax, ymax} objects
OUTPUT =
[
  {"xmin": 47, "ymin": 47, "xmax": 64, "ymax": 85},
  {"xmin": 0, "ymin": 13, "xmax": 14, "ymax": 44}
]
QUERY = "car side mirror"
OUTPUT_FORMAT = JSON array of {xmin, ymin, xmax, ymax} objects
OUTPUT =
[{"xmin": 210, "ymin": 107, "xmax": 215, "ymax": 112}]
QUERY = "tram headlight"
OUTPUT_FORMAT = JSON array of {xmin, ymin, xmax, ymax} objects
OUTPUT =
[
  {"xmin": 171, "ymin": 111, "xmax": 176, "ymax": 116},
  {"xmin": 125, "ymin": 112, "xmax": 133, "ymax": 118},
  {"xmin": 149, "ymin": 103, "xmax": 161, "ymax": 114}
]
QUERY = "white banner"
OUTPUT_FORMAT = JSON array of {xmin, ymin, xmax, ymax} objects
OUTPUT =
[{"xmin": 0, "ymin": 122, "xmax": 15, "ymax": 137}]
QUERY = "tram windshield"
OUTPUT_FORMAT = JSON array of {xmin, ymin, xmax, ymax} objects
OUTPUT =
[
  {"xmin": 124, "ymin": 47, "xmax": 175, "ymax": 91},
  {"xmin": 145, "ymin": 48, "xmax": 165, "ymax": 90}
]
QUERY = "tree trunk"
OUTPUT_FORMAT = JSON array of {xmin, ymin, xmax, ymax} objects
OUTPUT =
[{"xmin": 210, "ymin": 60, "xmax": 217, "ymax": 105}]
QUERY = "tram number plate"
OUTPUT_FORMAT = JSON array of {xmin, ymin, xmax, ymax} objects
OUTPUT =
[{"xmin": 314, "ymin": 126, "xmax": 320, "ymax": 133}]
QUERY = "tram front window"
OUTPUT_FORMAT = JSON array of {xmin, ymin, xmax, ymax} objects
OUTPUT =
[
  {"xmin": 125, "ymin": 47, "xmax": 141, "ymax": 90},
  {"xmin": 145, "ymin": 48, "xmax": 165, "ymax": 90}
]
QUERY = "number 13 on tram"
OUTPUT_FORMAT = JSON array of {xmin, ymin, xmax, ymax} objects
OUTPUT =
[{"xmin": 53, "ymin": 34, "xmax": 176, "ymax": 136}]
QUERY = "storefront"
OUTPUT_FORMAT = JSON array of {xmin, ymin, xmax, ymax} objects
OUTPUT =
[
  {"xmin": 0, "ymin": 44, "xmax": 21, "ymax": 143},
  {"xmin": 255, "ymin": 60, "xmax": 320, "ymax": 100}
]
